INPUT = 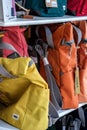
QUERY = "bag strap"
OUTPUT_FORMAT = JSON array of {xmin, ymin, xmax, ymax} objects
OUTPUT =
[
  {"xmin": 35, "ymin": 43, "xmax": 62, "ymax": 109},
  {"xmin": 0, "ymin": 39, "xmax": 26, "ymax": 75},
  {"xmin": 41, "ymin": 24, "xmax": 82, "ymax": 48},
  {"xmin": 0, "ymin": 38, "xmax": 3, "ymax": 57},
  {"xmin": 49, "ymin": 102, "xmax": 59, "ymax": 126},
  {"xmin": 72, "ymin": 26, "xmax": 85, "ymax": 128},
  {"xmin": 78, "ymin": 107, "xmax": 85, "ymax": 127},
  {"xmin": 67, "ymin": 115, "xmax": 81, "ymax": 130},
  {"xmin": 35, "ymin": 41, "xmax": 62, "ymax": 126},
  {"xmin": 73, "ymin": 25, "xmax": 82, "ymax": 46},
  {"xmin": 0, "ymin": 65, "xmax": 16, "ymax": 78},
  {"xmin": 0, "ymin": 42, "xmax": 19, "ymax": 55},
  {"xmin": 35, "ymin": 26, "xmax": 54, "ymax": 48},
  {"xmin": 35, "ymin": 34, "xmax": 62, "ymax": 107},
  {"xmin": 0, "ymin": 58, "xmax": 34, "ymax": 81}
]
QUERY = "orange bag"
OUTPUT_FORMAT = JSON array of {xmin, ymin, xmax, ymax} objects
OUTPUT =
[
  {"xmin": 37, "ymin": 23, "xmax": 79, "ymax": 109},
  {"xmin": 77, "ymin": 21, "xmax": 87, "ymax": 102}
]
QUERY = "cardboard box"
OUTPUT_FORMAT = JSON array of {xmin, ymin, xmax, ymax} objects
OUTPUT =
[{"xmin": 0, "ymin": 0, "xmax": 16, "ymax": 22}]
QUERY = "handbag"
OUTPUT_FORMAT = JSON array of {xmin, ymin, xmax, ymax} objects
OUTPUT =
[
  {"xmin": 0, "ymin": 57, "xmax": 49, "ymax": 130},
  {"xmin": 24, "ymin": 0, "xmax": 67, "ymax": 17},
  {"xmin": 0, "ymin": 26, "xmax": 29, "ymax": 57},
  {"xmin": 67, "ymin": 0, "xmax": 87, "ymax": 16},
  {"xmin": 35, "ymin": 23, "xmax": 79, "ymax": 109},
  {"xmin": 76, "ymin": 21, "xmax": 87, "ymax": 103}
]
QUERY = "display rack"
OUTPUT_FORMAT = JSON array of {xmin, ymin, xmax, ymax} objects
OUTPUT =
[
  {"xmin": 58, "ymin": 102, "xmax": 87, "ymax": 118},
  {"xmin": 0, "ymin": 15, "xmax": 87, "ymax": 27},
  {"xmin": 0, "ymin": 15, "xmax": 87, "ymax": 130},
  {"xmin": 0, "ymin": 103, "xmax": 87, "ymax": 130},
  {"xmin": 0, "ymin": 120, "xmax": 19, "ymax": 130}
]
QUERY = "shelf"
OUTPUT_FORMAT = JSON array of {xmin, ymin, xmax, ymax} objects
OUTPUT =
[
  {"xmin": 0, "ymin": 120, "xmax": 19, "ymax": 130},
  {"xmin": 0, "ymin": 103, "xmax": 86, "ymax": 130},
  {"xmin": 0, "ymin": 14, "xmax": 87, "ymax": 129},
  {"xmin": 58, "ymin": 102, "xmax": 87, "ymax": 118},
  {"xmin": 0, "ymin": 15, "xmax": 87, "ymax": 27}
]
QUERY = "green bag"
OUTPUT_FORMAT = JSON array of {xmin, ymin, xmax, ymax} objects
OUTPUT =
[{"xmin": 24, "ymin": 0, "xmax": 67, "ymax": 17}]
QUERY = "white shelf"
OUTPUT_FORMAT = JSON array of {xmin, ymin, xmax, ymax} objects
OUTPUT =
[
  {"xmin": 0, "ymin": 15, "xmax": 87, "ymax": 27},
  {"xmin": 0, "ymin": 103, "xmax": 86, "ymax": 130},
  {"xmin": 0, "ymin": 15, "xmax": 87, "ymax": 129},
  {"xmin": 0, "ymin": 120, "xmax": 19, "ymax": 130},
  {"xmin": 58, "ymin": 102, "xmax": 87, "ymax": 118}
]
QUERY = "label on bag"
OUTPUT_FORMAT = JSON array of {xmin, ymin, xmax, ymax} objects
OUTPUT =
[
  {"xmin": 12, "ymin": 113, "xmax": 19, "ymax": 120},
  {"xmin": 75, "ymin": 67, "xmax": 80, "ymax": 94},
  {"xmin": 45, "ymin": 0, "xmax": 58, "ymax": 7}
]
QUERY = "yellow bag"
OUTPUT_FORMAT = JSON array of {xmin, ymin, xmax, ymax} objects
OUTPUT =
[{"xmin": 0, "ymin": 57, "xmax": 49, "ymax": 130}]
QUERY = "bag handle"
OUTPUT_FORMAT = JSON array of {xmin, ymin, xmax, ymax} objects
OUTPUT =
[
  {"xmin": 0, "ymin": 42, "xmax": 20, "ymax": 78},
  {"xmin": 44, "ymin": 24, "xmax": 82, "ymax": 47},
  {"xmin": 0, "ymin": 42, "xmax": 20, "ymax": 55},
  {"xmin": 73, "ymin": 25, "xmax": 82, "ymax": 46},
  {"xmin": 49, "ymin": 101, "xmax": 60, "ymax": 126},
  {"xmin": 72, "ymin": 25, "xmax": 85, "ymax": 127},
  {"xmin": 0, "ymin": 65, "xmax": 16, "ymax": 78},
  {"xmin": 35, "ymin": 42, "xmax": 62, "ymax": 108},
  {"xmin": 0, "ymin": 59, "xmax": 34, "ymax": 79},
  {"xmin": 35, "ymin": 41, "xmax": 62, "ymax": 126},
  {"xmin": 35, "ymin": 26, "xmax": 54, "ymax": 48}
]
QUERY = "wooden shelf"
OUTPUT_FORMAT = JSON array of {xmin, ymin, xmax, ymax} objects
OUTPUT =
[{"xmin": 0, "ymin": 15, "xmax": 87, "ymax": 27}]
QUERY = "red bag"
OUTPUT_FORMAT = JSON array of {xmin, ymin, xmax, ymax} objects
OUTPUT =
[
  {"xmin": 67, "ymin": 0, "xmax": 87, "ymax": 16},
  {"xmin": 0, "ymin": 26, "xmax": 29, "ymax": 57}
]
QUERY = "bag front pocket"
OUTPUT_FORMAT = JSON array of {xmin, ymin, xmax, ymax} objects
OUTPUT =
[
  {"xmin": 60, "ymin": 70, "xmax": 78, "ymax": 109},
  {"xmin": 79, "ymin": 69, "xmax": 87, "ymax": 102}
]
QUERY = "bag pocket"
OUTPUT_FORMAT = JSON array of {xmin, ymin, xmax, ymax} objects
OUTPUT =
[
  {"xmin": 47, "ymin": 0, "xmax": 67, "ymax": 16},
  {"xmin": 79, "ymin": 69, "xmax": 87, "ymax": 102},
  {"xmin": 60, "ymin": 70, "xmax": 78, "ymax": 109}
]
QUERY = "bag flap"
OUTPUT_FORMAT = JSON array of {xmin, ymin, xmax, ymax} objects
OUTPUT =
[{"xmin": 0, "ymin": 57, "xmax": 31, "ymax": 76}]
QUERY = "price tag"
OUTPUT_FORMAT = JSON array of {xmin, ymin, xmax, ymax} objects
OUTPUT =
[
  {"xmin": 45, "ymin": 0, "xmax": 58, "ymax": 7},
  {"xmin": 75, "ymin": 67, "xmax": 80, "ymax": 94}
]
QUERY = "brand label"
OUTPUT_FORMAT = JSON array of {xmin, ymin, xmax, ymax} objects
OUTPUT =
[
  {"xmin": 45, "ymin": 0, "xmax": 58, "ymax": 7},
  {"xmin": 12, "ymin": 113, "xmax": 19, "ymax": 120}
]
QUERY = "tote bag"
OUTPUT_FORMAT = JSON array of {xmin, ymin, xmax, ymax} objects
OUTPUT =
[
  {"xmin": 24, "ymin": 0, "xmax": 67, "ymax": 17},
  {"xmin": 0, "ymin": 57, "xmax": 49, "ymax": 130}
]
